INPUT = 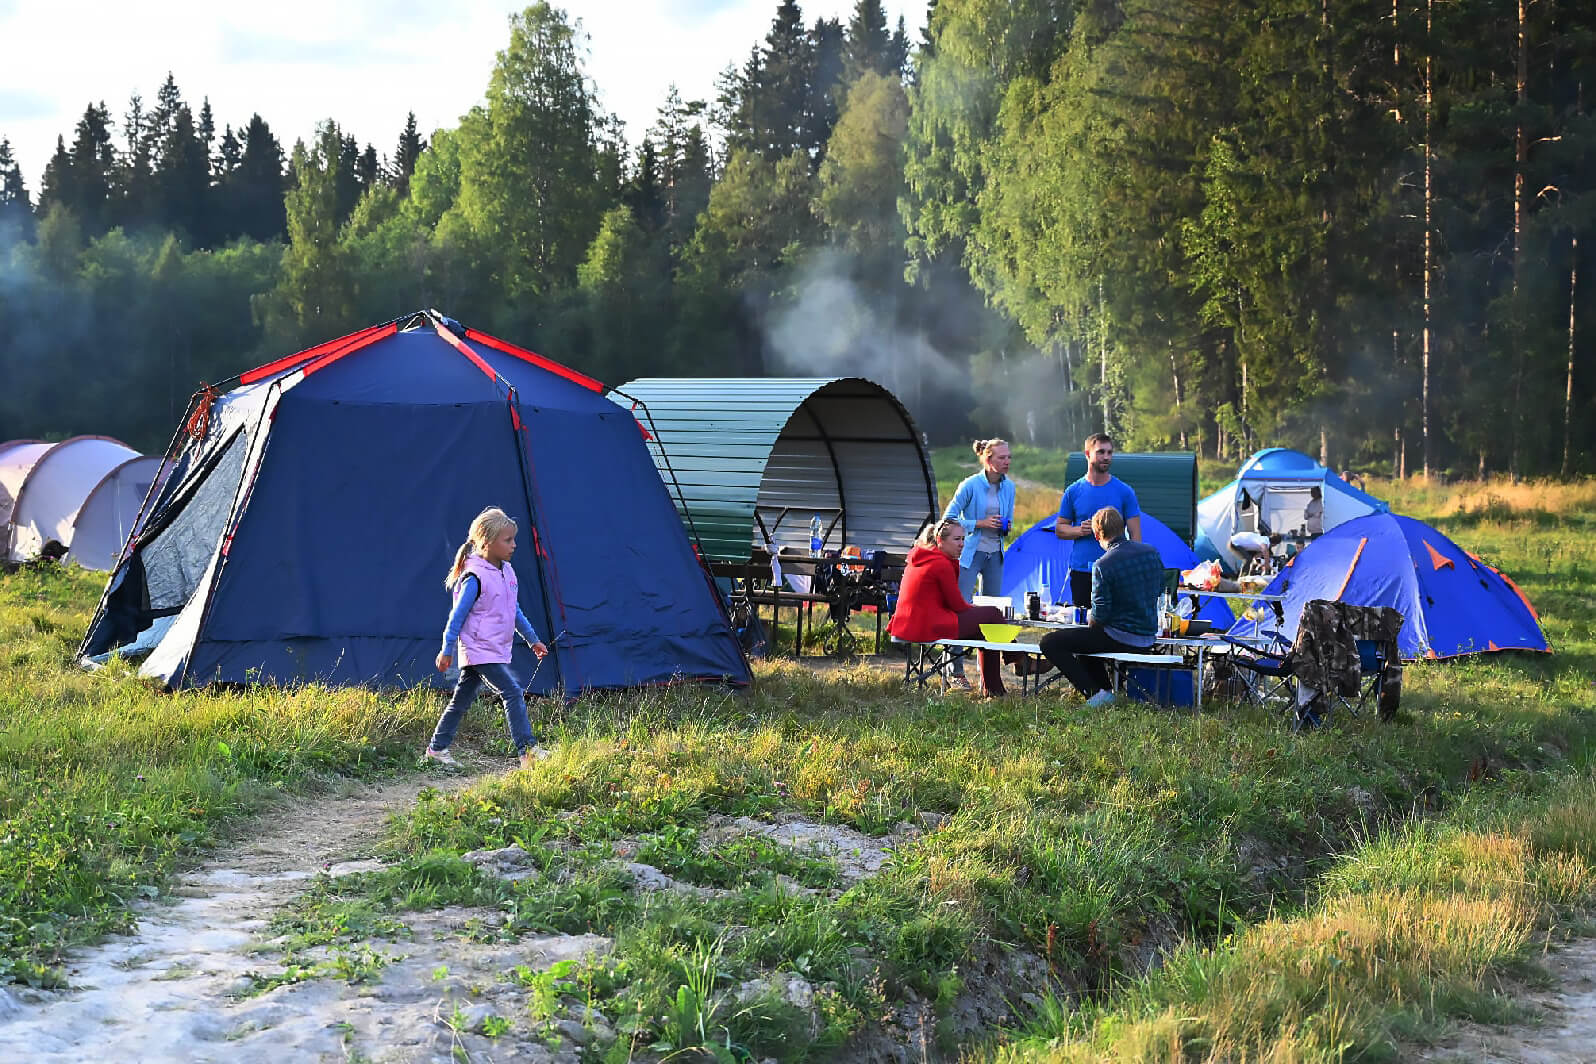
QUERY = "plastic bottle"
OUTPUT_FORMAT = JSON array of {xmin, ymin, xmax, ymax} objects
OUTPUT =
[{"xmin": 809, "ymin": 514, "xmax": 824, "ymax": 556}]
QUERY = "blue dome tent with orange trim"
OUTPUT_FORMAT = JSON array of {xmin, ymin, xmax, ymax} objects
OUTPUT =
[
  {"xmin": 78, "ymin": 310, "xmax": 750, "ymax": 693},
  {"xmin": 1227, "ymin": 512, "xmax": 1550, "ymax": 660}
]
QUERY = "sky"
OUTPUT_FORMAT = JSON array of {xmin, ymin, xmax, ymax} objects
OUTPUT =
[{"xmin": 0, "ymin": 0, "xmax": 921, "ymax": 194}]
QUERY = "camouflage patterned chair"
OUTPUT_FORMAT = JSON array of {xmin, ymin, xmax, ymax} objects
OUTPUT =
[
  {"xmin": 1225, "ymin": 600, "xmax": 1403, "ymax": 729},
  {"xmin": 1287, "ymin": 600, "xmax": 1404, "ymax": 728}
]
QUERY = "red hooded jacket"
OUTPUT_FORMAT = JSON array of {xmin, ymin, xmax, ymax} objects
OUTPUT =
[{"xmin": 888, "ymin": 544, "xmax": 974, "ymax": 642}]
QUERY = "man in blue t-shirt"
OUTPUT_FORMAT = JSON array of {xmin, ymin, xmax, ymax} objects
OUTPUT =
[{"xmin": 1054, "ymin": 432, "xmax": 1142, "ymax": 608}]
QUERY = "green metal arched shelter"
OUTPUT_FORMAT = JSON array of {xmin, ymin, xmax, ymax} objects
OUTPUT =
[{"xmin": 610, "ymin": 377, "xmax": 938, "ymax": 564}]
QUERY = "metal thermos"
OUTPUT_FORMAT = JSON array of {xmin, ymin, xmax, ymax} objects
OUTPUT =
[{"xmin": 1026, "ymin": 592, "xmax": 1041, "ymax": 620}]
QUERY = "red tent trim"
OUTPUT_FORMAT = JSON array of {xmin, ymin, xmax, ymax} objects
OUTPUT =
[
  {"xmin": 464, "ymin": 327, "xmax": 604, "ymax": 393},
  {"xmin": 300, "ymin": 323, "xmax": 400, "ymax": 378},
  {"xmin": 430, "ymin": 319, "xmax": 498, "ymax": 380},
  {"xmin": 240, "ymin": 322, "xmax": 391, "ymax": 385}
]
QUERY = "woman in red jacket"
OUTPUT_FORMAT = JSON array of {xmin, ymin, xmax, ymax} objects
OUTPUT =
[{"xmin": 889, "ymin": 519, "xmax": 1009, "ymax": 696}]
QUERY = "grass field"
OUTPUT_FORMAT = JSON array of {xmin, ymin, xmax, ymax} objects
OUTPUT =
[{"xmin": 3, "ymin": 464, "xmax": 1595, "ymax": 1061}]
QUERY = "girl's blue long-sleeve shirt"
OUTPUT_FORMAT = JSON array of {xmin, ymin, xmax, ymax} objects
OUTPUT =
[{"xmin": 441, "ymin": 574, "xmax": 541, "ymax": 656}]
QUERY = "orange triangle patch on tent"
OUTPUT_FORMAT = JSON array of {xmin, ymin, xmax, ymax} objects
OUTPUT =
[
  {"xmin": 1488, "ymin": 640, "xmax": 1501, "ymax": 651},
  {"xmin": 1423, "ymin": 540, "xmax": 1455, "ymax": 570}
]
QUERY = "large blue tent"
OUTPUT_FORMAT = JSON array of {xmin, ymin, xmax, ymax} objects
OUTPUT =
[
  {"xmin": 1196, "ymin": 448, "xmax": 1388, "ymax": 573},
  {"xmin": 1227, "ymin": 512, "xmax": 1549, "ymax": 660},
  {"xmin": 1001, "ymin": 512, "xmax": 1235, "ymax": 628},
  {"xmin": 80, "ymin": 311, "xmax": 751, "ymax": 692}
]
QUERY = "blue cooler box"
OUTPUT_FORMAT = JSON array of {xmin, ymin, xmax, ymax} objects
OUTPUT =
[{"xmin": 1125, "ymin": 666, "xmax": 1195, "ymax": 707}]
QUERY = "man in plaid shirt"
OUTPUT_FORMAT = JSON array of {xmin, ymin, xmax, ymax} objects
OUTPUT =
[{"xmin": 1039, "ymin": 507, "xmax": 1163, "ymax": 706}]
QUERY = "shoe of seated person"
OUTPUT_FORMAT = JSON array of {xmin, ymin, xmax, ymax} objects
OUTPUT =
[
  {"xmin": 946, "ymin": 675, "xmax": 973, "ymax": 691},
  {"xmin": 1084, "ymin": 689, "xmax": 1116, "ymax": 708}
]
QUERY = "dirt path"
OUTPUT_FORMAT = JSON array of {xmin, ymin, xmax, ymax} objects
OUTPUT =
[
  {"xmin": 0, "ymin": 763, "xmax": 608, "ymax": 1064},
  {"xmin": 1415, "ymin": 938, "xmax": 1596, "ymax": 1064}
]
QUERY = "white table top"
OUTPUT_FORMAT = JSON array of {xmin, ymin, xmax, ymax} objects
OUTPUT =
[{"xmin": 1178, "ymin": 588, "xmax": 1287, "ymax": 602}]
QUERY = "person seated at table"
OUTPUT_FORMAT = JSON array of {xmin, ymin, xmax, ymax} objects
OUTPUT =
[
  {"xmin": 1038, "ymin": 506, "xmax": 1161, "ymax": 707},
  {"xmin": 888, "ymin": 519, "xmax": 1010, "ymax": 697}
]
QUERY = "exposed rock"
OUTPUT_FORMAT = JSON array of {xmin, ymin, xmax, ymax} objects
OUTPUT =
[{"xmin": 461, "ymin": 843, "xmax": 541, "ymax": 883}]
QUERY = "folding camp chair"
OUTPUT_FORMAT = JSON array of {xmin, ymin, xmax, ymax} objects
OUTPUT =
[
  {"xmin": 1334, "ymin": 634, "xmax": 1401, "ymax": 721},
  {"xmin": 1228, "ymin": 600, "xmax": 1404, "ymax": 730},
  {"xmin": 1221, "ymin": 630, "xmax": 1299, "ymax": 717}
]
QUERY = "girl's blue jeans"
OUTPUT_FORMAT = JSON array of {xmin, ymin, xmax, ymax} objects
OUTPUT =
[{"xmin": 429, "ymin": 662, "xmax": 536, "ymax": 755}]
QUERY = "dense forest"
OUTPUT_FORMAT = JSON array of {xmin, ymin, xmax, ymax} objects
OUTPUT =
[{"xmin": 1, "ymin": 0, "xmax": 1593, "ymax": 478}]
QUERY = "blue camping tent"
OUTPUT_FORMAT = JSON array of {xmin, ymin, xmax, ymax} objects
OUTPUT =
[
  {"xmin": 80, "ymin": 311, "xmax": 751, "ymax": 692},
  {"xmin": 1001, "ymin": 512, "xmax": 1235, "ymax": 628},
  {"xmin": 1196, "ymin": 448, "xmax": 1388, "ymax": 573},
  {"xmin": 1227, "ymin": 512, "xmax": 1550, "ymax": 660}
]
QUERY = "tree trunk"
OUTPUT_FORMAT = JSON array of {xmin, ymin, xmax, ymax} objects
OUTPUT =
[
  {"xmin": 1422, "ymin": 0, "xmax": 1434, "ymax": 478},
  {"xmin": 1564, "ymin": 236, "xmax": 1578, "ymax": 477},
  {"xmin": 1509, "ymin": 0, "xmax": 1528, "ymax": 480}
]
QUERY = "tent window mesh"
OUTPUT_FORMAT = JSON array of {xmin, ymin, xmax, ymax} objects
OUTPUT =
[{"xmin": 141, "ymin": 432, "xmax": 247, "ymax": 611}]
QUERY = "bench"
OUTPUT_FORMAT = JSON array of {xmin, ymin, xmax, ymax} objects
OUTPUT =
[{"xmin": 897, "ymin": 636, "xmax": 1187, "ymax": 700}]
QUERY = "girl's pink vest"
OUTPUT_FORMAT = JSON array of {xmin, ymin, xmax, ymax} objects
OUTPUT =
[{"xmin": 456, "ymin": 555, "xmax": 519, "ymax": 666}]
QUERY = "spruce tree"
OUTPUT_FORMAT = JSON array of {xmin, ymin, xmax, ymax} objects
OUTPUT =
[
  {"xmin": 393, "ymin": 111, "xmax": 426, "ymax": 195},
  {"xmin": 843, "ymin": 0, "xmax": 892, "ymax": 82},
  {"xmin": 0, "ymin": 137, "xmax": 34, "ymax": 241}
]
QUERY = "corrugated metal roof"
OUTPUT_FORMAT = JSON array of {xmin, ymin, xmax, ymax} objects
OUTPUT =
[
  {"xmin": 1062, "ymin": 452, "xmax": 1199, "ymax": 544},
  {"xmin": 611, "ymin": 377, "xmax": 937, "ymax": 563}
]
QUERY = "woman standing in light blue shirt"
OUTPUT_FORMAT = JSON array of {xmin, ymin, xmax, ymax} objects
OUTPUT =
[
  {"xmin": 944, "ymin": 437, "xmax": 1016, "ymax": 593},
  {"xmin": 939, "ymin": 439, "xmax": 1015, "ymax": 684}
]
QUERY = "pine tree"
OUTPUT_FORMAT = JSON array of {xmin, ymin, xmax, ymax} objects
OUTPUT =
[
  {"xmin": 228, "ymin": 114, "xmax": 286, "ymax": 242},
  {"xmin": 155, "ymin": 104, "xmax": 210, "ymax": 243},
  {"xmin": 808, "ymin": 17, "xmax": 847, "ymax": 159},
  {"xmin": 335, "ymin": 133, "xmax": 362, "ymax": 223},
  {"xmin": 0, "ymin": 137, "xmax": 34, "ymax": 241},
  {"xmin": 843, "ymin": 0, "xmax": 892, "ymax": 82},
  {"xmin": 37, "ymin": 136, "xmax": 72, "ymax": 217},
  {"xmin": 393, "ymin": 111, "xmax": 426, "ymax": 195},
  {"xmin": 119, "ymin": 93, "xmax": 153, "ymax": 225},
  {"xmin": 357, "ymin": 143, "xmax": 380, "ymax": 193},
  {"xmin": 754, "ymin": 0, "xmax": 814, "ymax": 159},
  {"xmin": 65, "ymin": 101, "xmax": 118, "ymax": 235},
  {"xmin": 148, "ymin": 73, "xmax": 184, "ymax": 170},
  {"xmin": 197, "ymin": 98, "xmax": 218, "ymax": 177}
]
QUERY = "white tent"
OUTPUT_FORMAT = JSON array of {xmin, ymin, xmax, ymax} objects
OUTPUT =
[
  {"xmin": 1195, "ymin": 448, "xmax": 1389, "ymax": 573},
  {"xmin": 1, "ymin": 440, "xmax": 50, "ymax": 532},
  {"xmin": 66, "ymin": 455, "xmax": 164, "ymax": 571},
  {"xmin": 3, "ymin": 436, "xmax": 141, "ymax": 563}
]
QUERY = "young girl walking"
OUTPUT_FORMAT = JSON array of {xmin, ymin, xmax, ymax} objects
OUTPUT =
[{"xmin": 426, "ymin": 507, "xmax": 550, "ymax": 769}]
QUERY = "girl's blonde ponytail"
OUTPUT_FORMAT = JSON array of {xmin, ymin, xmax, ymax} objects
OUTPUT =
[{"xmin": 445, "ymin": 541, "xmax": 473, "ymax": 589}]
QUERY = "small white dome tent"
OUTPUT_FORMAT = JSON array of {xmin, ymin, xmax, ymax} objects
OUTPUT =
[
  {"xmin": 1195, "ymin": 447, "xmax": 1389, "ymax": 573},
  {"xmin": 4, "ymin": 436, "xmax": 141, "ymax": 563},
  {"xmin": 1, "ymin": 440, "xmax": 47, "ymax": 529},
  {"xmin": 66, "ymin": 455, "xmax": 164, "ymax": 571}
]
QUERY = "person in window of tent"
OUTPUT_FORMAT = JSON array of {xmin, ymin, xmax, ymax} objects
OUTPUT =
[
  {"xmin": 1054, "ymin": 432, "xmax": 1141, "ymax": 609},
  {"xmin": 1304, "ymin": 485, "xmax": 1324, "ymax": 537},
  {"xmin": 426, "ymin": 507, "xmax": 550, "ymax": 770},
  {"xmin": 1038, "ymin": 506, "xmax": 1162, "ymax": 707},
  {"xmin": 939, "ymin": 438, "xmax": 1015, "ymax": 686}
]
